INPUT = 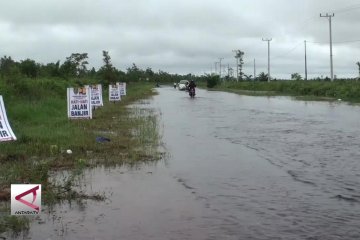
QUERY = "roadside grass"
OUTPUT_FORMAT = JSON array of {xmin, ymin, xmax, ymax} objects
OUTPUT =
[
  {"xmin": 211, "ymin": 80, "xmax": 360, "ymax": 102},
  {"xmin": 0, "ymin": 80, "xmax": 162, "ymax": 236}
]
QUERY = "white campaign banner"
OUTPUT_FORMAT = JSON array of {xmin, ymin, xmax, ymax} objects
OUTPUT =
[
  {"xmin": 0, "ymin": 96, "xmax": 17, "ymax": 142},
  {"xmin": 118, "ymin": 82, "xmax": 127, "ymax": 96},
  {"xmin": 109, "ymin": 84, "xmax": 121, "ymax": 101},
  {"xmin": 67, "ymin": 87, "xmax": 92, "ymax": 119},
  {"xmin": 86, "ymin": 84, "xmax": 103, "ymax": 107}
]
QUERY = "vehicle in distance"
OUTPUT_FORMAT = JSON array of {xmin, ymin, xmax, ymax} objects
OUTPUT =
[{"xmin": 178, "ymin": 80, "xmax": 189, "ymax": 91}]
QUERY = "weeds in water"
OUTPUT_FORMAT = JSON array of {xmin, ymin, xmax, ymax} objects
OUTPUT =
[
  {"xmin": 0, "ymin": 215, "xmax": 30, "ymax": 237},
  {"xmin": 130, "ymin": 107, "xmax": 162, "ymax": 160}
]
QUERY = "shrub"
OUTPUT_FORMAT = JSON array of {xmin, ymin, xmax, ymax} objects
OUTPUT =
[{"xmin": 206, "ymin": 75, "xmax": 220, "ymax": 88}]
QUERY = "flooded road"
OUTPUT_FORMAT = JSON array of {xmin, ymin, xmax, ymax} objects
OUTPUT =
[{"xmin": 28, "ymin": 87, "xmax": 360, "ymax": 239}]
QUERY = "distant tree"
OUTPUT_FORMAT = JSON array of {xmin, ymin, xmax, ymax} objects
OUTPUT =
[
  {"xmin": 40, "ymin": 61, "xmax": 61, "ymax": 77},
  {"xmin": 206, "ymin": 74, "xmax": 220, "ymax": 88},
  {"xmin": 129, "ymin": 63, "xmax": 141, "ymax": 75},
  {"xmin": 76, "ymin": 53, "xmax": 89, "ymax": 76},
  {"xmin": 257, "ymin": 72, "xmax": 268, "ymax": 81},
  {"xmin": 145, "ymin": 67, "xmax": 154, "ymax": 78},
  {"xmin": 227, "ymin": 67, "xmax": 234, "ymax": 80},
  {"xmin": 291, "ymin": 73, "xmax": 302, "ymax": 81},
  {"xmin": 127, "ymin": 63, "xmax": 144, "ymax": 81},
  {"xmin": 60, "ymin": 61, "xmax": 76, "ymax": 78},
  {"xmin": 0, "ymin": 56, "xmax": 17, "ymax": 77},
  {"xmin": 60, "ymin": 53, "xmax": 88, "ymax": 77},
  {"xmin": 234, "ymin": 50, "xmax": 245, "ymax": 80},
  {"xmin": 244, "ymin": 74, "xmax": 253, "ymax": 81},
  {"xmin": 98, "ymin": 50, "xmax": 117, "ymax": 85},
  {"xmin": 89, "ymin": 67, "xmax": 97, "ymax": 77},
  {"xmin": 155, "ymin": 70, "xmax": 169, "ymax": 83},
  {"xmin": 102, "ymin": 51, "xmax": 112, "ymax": 70},
  {"xmin": 19, "ymin": 59, "xmax": 38, "ymax": 78}
]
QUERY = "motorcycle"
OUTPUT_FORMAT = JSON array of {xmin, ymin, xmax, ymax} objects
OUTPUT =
[{"xmin": 189, "ymin": 87, "xmax": 196, "ymax": 98}]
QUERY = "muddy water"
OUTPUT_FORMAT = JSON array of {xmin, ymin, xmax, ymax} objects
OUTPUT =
[{"xmin": 26, "ymin": 87, "xmax": 360, "ymax": 240}]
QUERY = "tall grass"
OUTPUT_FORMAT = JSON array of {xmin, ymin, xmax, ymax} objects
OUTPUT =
[
  {"xmin": 0, "ymin": 79, "xmax": 158, "ymax": 160},
  {"xmin": 215, "ymin": 80, "xmax": 360, "ymax": 102}
]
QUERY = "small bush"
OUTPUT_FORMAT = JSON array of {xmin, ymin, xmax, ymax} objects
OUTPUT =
[{"xmin": 206, "ymin": 75, "xmax": 220, "ymax": 88}]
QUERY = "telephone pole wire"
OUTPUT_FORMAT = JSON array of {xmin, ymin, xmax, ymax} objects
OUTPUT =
[
  {"xmin": 262, "ymin": 38, "xmax": 272, "ymax": 82},
  {"xmin": 320, "ymin": 13, "xmax": 335, "ymax": 81}
]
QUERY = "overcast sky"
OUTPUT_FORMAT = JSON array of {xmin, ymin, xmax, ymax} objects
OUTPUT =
[{"xmin": 1, "ymin": 0, "xmax": 360, "ymax": 79}]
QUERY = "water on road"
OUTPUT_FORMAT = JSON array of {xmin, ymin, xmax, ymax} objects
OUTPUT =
[{"xmin": 27, "ymin": 87, "xmax": 360, "ymax": 240}]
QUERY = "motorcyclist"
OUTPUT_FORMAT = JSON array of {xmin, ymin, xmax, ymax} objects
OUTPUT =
[
  {"xmin": 188, "ymin": 80, "xmax": 196, "ymax": 97},
  {"xmin": 173, "ymin": 82, "xmax": 177, "ymax": 89},
  {"xmin": 188, "ymin": 80, "xmax": 196, "ymax": 90}
]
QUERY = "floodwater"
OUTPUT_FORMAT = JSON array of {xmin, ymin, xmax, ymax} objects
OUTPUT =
[{"xmin": 25, "ymin": 87, "xmax": 360, "ymax": 239}]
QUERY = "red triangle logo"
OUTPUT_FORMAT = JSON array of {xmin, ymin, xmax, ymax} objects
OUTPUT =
[{"xmin": 15, "ymin": 185, "xmax": 40, "ymax": 212}]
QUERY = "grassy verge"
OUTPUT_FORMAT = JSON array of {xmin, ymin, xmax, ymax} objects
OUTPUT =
[
  {"xmin": 209, "ymin": 80, "xmax": 360, "ymax": 102},
  {"xmin": 0, "ymin": 79, "xmax": 162, "ymax": 236}
]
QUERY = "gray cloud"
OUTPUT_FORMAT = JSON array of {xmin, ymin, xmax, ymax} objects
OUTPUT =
[{"xmin": 0, "ymin": 0, "xmax": 359, "ymax": 78}]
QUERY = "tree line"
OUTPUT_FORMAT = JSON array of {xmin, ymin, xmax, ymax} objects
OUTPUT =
[{"xmin": 0, "ymin": 51, "xmax": 200, "ymax": 86}]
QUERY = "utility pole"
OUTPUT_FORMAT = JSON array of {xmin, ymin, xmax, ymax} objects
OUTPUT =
[
  {"xmin": 262, "ymin": 38, "xmax": 272, "ymax": 82},
  {"xmin": 236, "ymin": 58, "xmax": 239, "ymax": 80},
  {"xmin": 304, "ymin": 40, "xmax": 308, "ymax": 80},
  {"xmin": 214, "ymin": 62, "xmax": 218, "ymax": 74},
  {"xmin": 227, "ymin": 64, "xmax": 230, "ymax": 78},
  {"xmin": 232, "ymin": 50, "xmax": 239, "ymax": 81},
  {"xmin": 219, "ymin": 57, "xmax": 224, "ymax": 79},
  {"xmin": 320, "ymin": 13, "xmax": 335, "ymax": 81},
  {"xmin": 253, "ymin": 58, "xmax": 256, "ymax": 81}
]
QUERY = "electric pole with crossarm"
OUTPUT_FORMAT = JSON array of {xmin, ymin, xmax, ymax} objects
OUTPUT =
[
  {"xmin": 262, "ymin": 38, "xmax": 272, "ymax": 82},
  {"xmin": 320, "ymin": 13, "xmax": 335, "ymax": 81}
]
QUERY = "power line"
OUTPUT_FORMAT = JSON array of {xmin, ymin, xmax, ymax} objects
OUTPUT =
[
  {"xmin": 332, "ymin": 39, "xmax": 360, "ymax": 44},
  {"xmin": 283, "ymin": 3, "xmax": 360, "ymax": 34},
  {"xmin": 295, "ymin": 16, "xmax": 321, "ymax": 33},
  {"xmin": 272, "ymin": 41, "xmax": 303, "ymax": 59},
  {"xmin": 309, "ymin": 39, "xmax": 360, "ymax": 44},
  {"xmin": 331, "ymin": 3, "xmax": 360, "ymax": 14},
  {"xmin": 261, "ymin": 39, "xmax": 359, "ymax": 59},
  {"xmin": 260, "ymin": 3, "xmax": 360, "ymax": 45}
]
